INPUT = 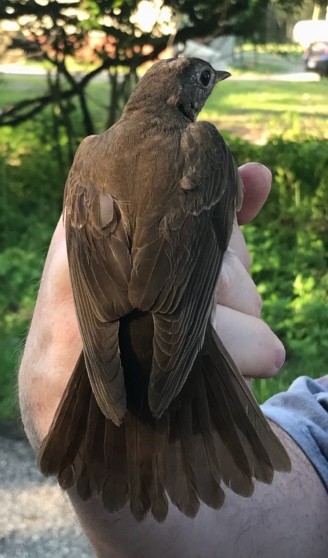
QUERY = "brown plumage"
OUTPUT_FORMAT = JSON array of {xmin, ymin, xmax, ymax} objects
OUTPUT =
[{"xmin": 38, "ymin": 57, "xmax": 291, "ymax": 521}]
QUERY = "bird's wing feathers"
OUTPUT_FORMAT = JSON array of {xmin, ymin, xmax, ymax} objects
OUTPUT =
[
  {"xmin": 40, "ymin": 125, "xmax": 292, "ymax": 524},
  {"xmin": 64, "ymin": 135, "xmax": 132, "ymax": 426},
  {"xmin": 130, "ymin": 122, "xmax": 241, "ymax": 417},
  {"xmin": 65, "ymin": 124, "xmax": 240, "ymax": 422}
]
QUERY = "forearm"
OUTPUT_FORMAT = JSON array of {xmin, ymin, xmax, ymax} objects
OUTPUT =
[
  {"xmin": 68, "ymin": 423, "xmax": 328, "ymax": 558},
  {"xmin": 18, "ymin": 222, "xmax": 82, "ymax": 452}
]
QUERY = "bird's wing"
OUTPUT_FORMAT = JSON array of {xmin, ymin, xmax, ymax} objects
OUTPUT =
[
  {"xmin": 129, "ymin": 122, "xmax": 242, "ymax": 417},
  {"xmin": 64, "ymin": 134, "xmax": 132, "ymax": 426}
]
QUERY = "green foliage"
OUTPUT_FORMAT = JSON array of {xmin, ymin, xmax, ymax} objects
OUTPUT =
[
  {"xmin": 0, "ymin": 247, "xmax": 43, "ymax": 419},
  {"xmin": 0, "ymin": 118, "xmax": 68, "ymax": 420},
  {"xmin": 0, "ymin": 119, "xmax": 67, "ymax": 250},
  {"xmin": 226, "ymin": 136, "xmax": 328, "ymax": 402}
]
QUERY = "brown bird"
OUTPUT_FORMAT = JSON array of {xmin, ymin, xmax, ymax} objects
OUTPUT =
[{"xmin": 39, "ymin": 57, "xmax": 291, "ymax": 522}]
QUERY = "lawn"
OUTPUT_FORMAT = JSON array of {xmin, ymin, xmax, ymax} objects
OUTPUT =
[
  {"xmin": 203, "ymin": 78, "xmax": 328, "ymax": 143},
  {"xmin": 206, "ymin": 79, "xmax": 327, "ymax": 116},
  {"xmin": 89, "ymin": 76, "xmax": 328, "ymax": 143},
  {"xmin": 1, "ymin": 72, "xmax": 328, "ymax": 141},
  {"xmin": 0, "ymin": 74, "xmax": 49, "ymax": 104}
]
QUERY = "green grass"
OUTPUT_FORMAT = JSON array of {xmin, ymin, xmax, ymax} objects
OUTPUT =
[
  {"xmin": 0, "ymin": 74, "xmax": 328, "ymax": 118},
  {"xmin": 206, "ymin": 80, "xmax": 327, "ymax": 116},
  {"xmin": 2, "ymin": 74, "xmax": 326, "ymax": 148},
  {"xmin": 0, "ymin": 74, "xmax": 49, "ymax": 105},
  {"xmin": 203, "ymin": 79, "xmax": 328, "ymax": 144},
  {"xmin": 89, "ymin": 78, "xmax": 328, "ymax": 134},
  {"xmin": 230, "ymin": 61, "xmax": 291, "ymax": 74}
]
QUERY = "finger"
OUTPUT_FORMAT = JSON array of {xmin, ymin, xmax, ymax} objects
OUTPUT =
[
  {"xmin": 217, "ymin": 251, "xmax": 262, "ymax": 317},
  {"xmin": 228, "ymin": 223, "xmax": 251, "ymax": 270},
  {"xmin": 237, "ymin": 163, "xmax": 272, "ymax": 225},
  {"xmin": 228, "ymin": 162, "xmax": 272, "ymax": 268},
  {"xmin": 213, "ymin": 305, "xmax": 286, "ymax": 378}
]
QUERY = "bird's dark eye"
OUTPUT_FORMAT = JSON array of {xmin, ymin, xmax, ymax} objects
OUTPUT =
[{"xmin": 200, "ymin": 69, "xmax": 211, "ymax": 87}]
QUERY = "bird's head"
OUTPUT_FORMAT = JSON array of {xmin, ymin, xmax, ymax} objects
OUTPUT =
[
  {"xmin": 124, "ymin": 57, "xmax": 230, "ymax": 123},
  {"xmin": 174, "ymin": 57, "xmax": 230, "ymax": 122}
]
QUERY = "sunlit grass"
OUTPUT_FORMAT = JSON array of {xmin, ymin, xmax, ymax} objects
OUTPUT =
[
  {"xmin": 204, "ymin": 79, "xmax": 328, "ymax": 117},
  {"xmin": 2, "ymin": 74, "xmax": 327, "ymax": 115},
  {"xmin": 0, "ymin": 74, "xmax": 49, "ymax": 104}
]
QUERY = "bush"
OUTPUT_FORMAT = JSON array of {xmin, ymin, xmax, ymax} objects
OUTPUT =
[
  {"xmin": 0, "ymin": 119, "xmax": 66, "ymax": 420},
  {"xmin": 227, "ymin": 136, "xmax": 328, "ymax": 401}
]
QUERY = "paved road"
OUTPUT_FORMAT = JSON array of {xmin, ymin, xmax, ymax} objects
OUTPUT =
[{"xmin": 0, "ymin": 435, "xmax": 93, "ymax": 558}]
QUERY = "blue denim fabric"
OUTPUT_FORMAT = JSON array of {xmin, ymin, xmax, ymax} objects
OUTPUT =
[{"xmin": 262, "ymin": 376, "xmax": 328, "ymax": 488}]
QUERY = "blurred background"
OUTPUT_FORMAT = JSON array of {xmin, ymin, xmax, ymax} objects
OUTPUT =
[{"xmin": 0, "ymin": 0, "xmax": 327, "ymax": 421}]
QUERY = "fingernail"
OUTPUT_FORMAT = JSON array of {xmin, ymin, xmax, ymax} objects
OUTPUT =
[
  {"xmin": 275, "ymin": 345, "xmax": 286, "ymax": 369},
  {"xmin": 239, "ymin": 162, "xmax": 272, "ymax": 182},
  {"xmin": 256, "ymin": 294, "xmax": 263, "ymax": 315},
  {"xmin": 252, "ymin": 162, "xmax": 272, "ymax": 181}
]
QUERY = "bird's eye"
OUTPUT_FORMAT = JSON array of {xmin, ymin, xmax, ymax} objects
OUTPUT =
[{"xmin": 200, "ymin": 69, "xmax": 211, "ymax": 87}]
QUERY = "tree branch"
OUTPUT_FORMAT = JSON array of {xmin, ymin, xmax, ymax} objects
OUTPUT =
[{"xmin": 0, "ymin": 87, "xmax": 76, "ymax": 127}]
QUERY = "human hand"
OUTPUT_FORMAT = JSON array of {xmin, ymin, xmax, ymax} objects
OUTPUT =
[
  {"xmin": 18, "ymin": 162, "xmax": 285, "ymax": 451},
  {"xmin": 215, "ymin": 162, "xmax": 285, "ymax": 380}
]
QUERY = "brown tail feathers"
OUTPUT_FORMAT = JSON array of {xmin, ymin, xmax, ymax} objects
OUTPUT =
[{"xmin": 38, "ymin": 313, "xmax": 291, "ymax": 522}]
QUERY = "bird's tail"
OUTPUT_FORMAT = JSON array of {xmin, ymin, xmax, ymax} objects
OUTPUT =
[
  {"xmin": 38, "ymin": 325, "xmax": 291, "ymax": 522},
  {"xmin": 38, "ymin": 352, "xmax": 170, "ymax": 521}
]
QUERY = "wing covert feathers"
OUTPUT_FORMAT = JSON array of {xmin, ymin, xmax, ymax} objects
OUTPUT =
[
  {"xmin": 39, "ymin": 323, "xmax": 291, "ymax": 523},
  {"xmin": 63, "ymin": 136, "xmax": 132, "ymax": 426}
]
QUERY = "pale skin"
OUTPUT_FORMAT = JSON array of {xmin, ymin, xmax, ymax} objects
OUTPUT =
[{"xmin": 19, "ymin": 163, "xmax": 328, "ymax": 558}]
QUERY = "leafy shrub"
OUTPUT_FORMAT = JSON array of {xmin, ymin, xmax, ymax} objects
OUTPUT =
[
  {"xmin": 228, "ymin": 136, "xmax": 328, "ymax": 401},
  {"xmin": 0, "ymin": 120, "xmax": 66, "ymax": 420}
]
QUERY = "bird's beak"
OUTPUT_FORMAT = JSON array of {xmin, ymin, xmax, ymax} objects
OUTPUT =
[{"xmin": 215, "ymin": 70, "xmax": 231, "ymax": 83}]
